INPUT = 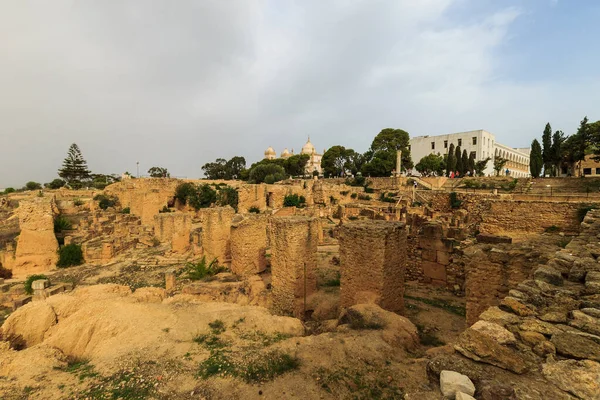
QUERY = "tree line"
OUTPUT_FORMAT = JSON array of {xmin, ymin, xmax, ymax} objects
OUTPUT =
[{"xmin": 529, "ymin": 117, "xmax": 600, "ymax": 178}]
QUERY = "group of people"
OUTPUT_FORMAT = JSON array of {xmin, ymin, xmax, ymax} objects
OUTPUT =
[{"xmin": 449, "ymin": 171, "xmax": 472, "ymax": 178}]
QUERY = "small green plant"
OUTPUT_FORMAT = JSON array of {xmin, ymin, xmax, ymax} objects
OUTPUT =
[
  {"xmin": 53, "ymin": 215, "xmax": 72, "ymax": 233},
  {"xmin": 73, "ymin": 198, "xmax": 84, "ymax": 206},
  {"xmin": 93, "ymin": 194, "xmax": 118, "ymax": 210},
  {"xmin": 194, "ymin": 333, "xmax": 227, "ymax": 350},
  {"xmin": 350, "ymin": 193, "xmax": 358, "ymax": 199},
  {"xmin": 339, "ymin": 190, "xmax": 350, "ymax": 196},
  {"xmin": 364, "ymin": 186, "xmax": 375, "ymax": 194},
  {"xmin": 449, "ymin": 192, "xmax": 462, "ymax": 209},
  {"xmin": 57, "ymin": 244, "xmax": 83, "ymax": 268},
  {"xmin": 121, "ymin": 207, "xmax": 130, "ymax": 214},
  {"xmin": 208, "ymin": 319, "xmax": 226, "ymax": 334},
  {"xmin": 184, "ymin": 256, "xmax": 226, "ymax": 280},
  {"xmin": 248, "ymin": 206, "xmax": 260, "ymax": 214},
  {"xmin": 243, "ymin": 351, "xmax": 300, "ymax": 383},
  {"xmin": 357, "ymin": 194, "xmax": 371, "ymax": 201},
  {"xmin": 379, "ymin": 192, "xmax": 396, "ymax": 203},
  {"xmin": 24, "ymin": 274, "xmax": 48, "ymax": 294}
]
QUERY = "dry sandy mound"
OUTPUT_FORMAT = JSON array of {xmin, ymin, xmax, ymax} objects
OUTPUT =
[{"xmin": 1, "ymin": 284, "xmax": 304, "ymax": 370}]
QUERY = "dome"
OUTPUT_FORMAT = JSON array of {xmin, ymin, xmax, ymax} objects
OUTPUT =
[
  {"xmin": 281, "ymin": 148, "xmax": 290, "ymax": 158},
  {"xmin": 264, "ymin": 146, "xmax": 276, "ymax": 156},
  {"xmin": 301, "ymin": 137, "xmax": 316, "ymax": 155}
]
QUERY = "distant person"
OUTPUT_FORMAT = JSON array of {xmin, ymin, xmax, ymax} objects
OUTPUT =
[
  {"xmin": 413, "ymin": 181, "xmax": 418, "ymax": 189},
  {"xmin": 450, "ymin": 171, "xmax": 454, "ymax": 179},
  {"xmin": 455, "ymin": 171, "xmax": 460, "ymax": 178}
]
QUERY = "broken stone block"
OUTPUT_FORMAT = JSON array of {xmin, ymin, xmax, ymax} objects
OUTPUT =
[
  {"xmin": 542, "ymin": 360, "xmax": 600, "ymax": 400},
  {"xmin": 455, "ymin": 392, "xmax": 475, "ymax": 400},
  {"xmin": 569, "ymin": 310, "xmax": 600, "ymax": 336},
  {"xmin": 551, "ymin": 332, "xmax": 600, "ymax": 362},
  {"xmin": 31, "ymin": 280, "xmax": 49, "ymax": 291},
  {"xmin": 12, "ymin": 295, "xmax": 32, "ymax": 310},
  {"xmin": 476, "ymin": 233, "xmax": 512, "ymax": 244},
  {"xmin": 585, "ymin": 271, "xmax": 600, "ymax": 294},
  {"xmin": 165, "ymin": 269, "xmax": 176, "ymax": 292},
  {"xmin": 470, "ymin": 320, "xmax": 516, "ymax": 345},
  {"xmin": 534, "ymin": 266, "xmax": 563, "ymax": 286},
  {"xmin": 0, "ymin": 284, "xmax": 9, "ymax": 293},
  {"xmin": 499, "ymin": 297, "xmax": 537, "ymax": 317},
  {"xmin": 439, "ymin": 370, "xmax": 475, "ymax": 399}
]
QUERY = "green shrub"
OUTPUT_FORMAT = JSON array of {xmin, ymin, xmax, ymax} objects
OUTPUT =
[
  {"xmin": 121, "ymin": 207, "xmax": 130, "ymax": 214},
  {"xmin": 54, "ymin": 215, "xmax": 72, "ymax": 233},
  {"xmin": 248, "ymin": 206, "xmax": 260, "ymax": 214},
  {"xmin": 73, "ymin": 198, "xmax": 84, "ymax": 206},
  {"xmin": 217, "ymin": 186, "xmax": 239, "ymax": 211},
  {"xmin": 350, "ymin": 193, "xmax": 358, "ymax": 199},
  {"xmin": 449, "ymin": 192, "xmax": 462, "ymax": 209},
  {"xmin": 57, "ymin": 244, "xmax": 84, "ymax": 268},
  {"xmin": 364, "ymin": 187, "xmax": 375, "ymax": 194},
  {"xmin": 184, "ymin": 256, "xmax": 226, "ymax": 280},
  {"xmin": 24, "ymin": 274, "xmax": 48, "ymax": 294},
  {"xmin": 46, "ymin": 179, "xmax": 66, "ymax": 189},
  {"xmin": 3, "ymin": 188, "xmax": 15, "ymax": 194},
  {"xmin": 379, "ymin": 193, "xmax": 395, "ymax": 203},
  {"xmin": 93, "ymin": 194, "xmax": 117, "ymax": 210},
  {"xmin": 25, "ymin": 181, "xmax": 42, "ymax": 191},
  {"xmin": 174, "ymin": 182, "xmax": 196, "ymax": 205},
  {"xmin": 357, "ymin": 194, "xmax": 371, "ymax": 201},
  {"xmin": 188, "ymin": 184, "xmax": 217, "ymax": 210},
  {"xmin": 283, "ymin": 194, "xmax": 306, "ymax": 208},
  {"xmin": 345, "ymin": 176, "xmax": 366, "ymax": 187}
]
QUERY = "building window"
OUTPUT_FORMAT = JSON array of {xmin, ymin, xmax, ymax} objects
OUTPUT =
[
  {"xmin": 584, "ymin": 168, "xmax": 592, "ymax": 175},
  {"xmin": 470, "ymin": 151, "xmax": 476, "ymax": 159},
  {"xmin": 472, "ymin": 137, "xmax": 477, "ymax": 145},
  {"xmin": 458, "ymin": 139, "xmax": 462, "ymax": 146},
  {"xmin": 596, "ymin": 168, "xmax": 600, "ymax": 175},
  {"xmin": 431, "ymin": 142, "xmax": 435, "ymax": 150},
  {"xmin": 444, "ymin": 140, "xmax": 448, "ymax": 149},
  {"xmin": 408, "ymin": 145, "xmax": 411, "ymax": 152}
]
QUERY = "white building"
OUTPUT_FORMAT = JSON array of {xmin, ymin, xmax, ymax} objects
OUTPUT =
[
  {"xmin": 409, "ymin": 130, "xmax": 530, "ymax": 178},
  {"xmin": 263, "ymin": 137, "xmax": 324, "ymax": 175}
]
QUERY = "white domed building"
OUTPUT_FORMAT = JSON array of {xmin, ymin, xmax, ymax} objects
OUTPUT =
[{"xmin": 263, "ymin": 137, "xmax": 323, "ymax": 175}]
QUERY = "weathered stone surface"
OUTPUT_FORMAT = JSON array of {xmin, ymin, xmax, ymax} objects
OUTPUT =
[
  {"xmin": 455, "ymin": 392, "xmax": 475, "ymax": 400},
  {"xmin": 551, "ymin": 332, "xmax": 600, "ymax": 362},
  {"xmin": 539, "ymin": 311, "xmax": 568, "ymax": 323},
  {"xmin": 454, "ymin": 328, "xmax": 528, "ymax": 374},
  {"xmin": 427, "ymin": 354, "xmax": 487, "ymax": 385},
  {"xmin": 2, "ymin": 301, "xmax": 57, "ymax": 346},
  {"xmin": 230, "ymin": 214, "xmax": 268, "ymax": 276},
  {"xmin": 519, "ymin": 330, "xmax": 546, "ymax": 347},
  {"xmin": 533, "ymin": 340, "xmax": 555, "ymax": 357},
  {"xmin": 519, "ymin": 318, "xmax": 561, "ymax": 336},
  {"xmin": 31, "ymin": 279, "xmax": 49, "ymax": 291},
  {"xmin": 570, "ymin": 310, "xmax": 600, "ymax": 336},
  {"xmin": 586, "ymin": 271, "xmax": 600, "ymax": 294},
  {"xmin": 542, "ymin": 360, "xmax": 600, "ymax": 400},
  {"xmin": 478, "ymin": 382, "xmax": 517, "ymax": 400},
  {"xmin": 201, "ymin": 206, "xmax": 235, "ymax": 263},
  {"xmin": 471, "ymin": 320, "xmax": 516, "ymax": 345},
  {"xmin": 440, "ymin": 370, "xmax": 475, "ymax": 399},
  {"xmin": 499, "ymin": 297, "xmax": 537, "ymax": 317},
  {"xmin": 534, "ymin": 265, "xmax": 563, "ymax": 286},
  {"xmin": 339, "ymin": 221, "xmax": 407, "ymax": 313},
  {"xmin": 478, "ymin": 306, "xmax": 521, "ymax": 327},
  {"xmin": 582, "ymin": 307, "xmax": 600, "ymax": 318},
  {"xmin": 476, "ymin": 233, "xmax": 512, "ymax": 244}
]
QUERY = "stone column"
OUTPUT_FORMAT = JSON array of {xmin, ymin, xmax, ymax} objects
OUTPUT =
[
  {"xmin": 230, "ymin": 214, "xmax": 268, "ymax": 276},
  {"xmin": 270, "ymin": 216, "xmax": 318, "ymax": 319},
  {"xmin": 201, "ymin": 206, "xmax": 235, "ymax": 263},
  {"xmin": 165, "ymin": 269, "xmax": 176, "ymax": 292},
  {"xmin": 339, "ymin": 221, "xmax": 407, "ymax": 313},
  {"xmin": 419, "ymin": 222, "xmax": 453, "ymax": 286}
]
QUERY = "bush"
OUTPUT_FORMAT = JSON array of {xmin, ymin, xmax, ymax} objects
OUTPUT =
[
  {"xmin": 184, "ymin": 257, "xmax": 226, "ymax": 280},
  {"xmin": 379, "ymin": 192, "xmax": 396, "ymax": 203},
  {"xmin": 449, "ymin": 192, "xmax": 462, "ymax": 209},
  {"xmin": 340, "ymin": 190, "xmax": 350, "ymax": 196},
  {"xmin": 174, "ymin": 182, "xmax": 197, "ymax": 205},
  {"xmin": 283, "ymin": 194, "xmax": 306, "ymax": 208},
  {"xmin": 24, "ymin": 274, "xmax": 48, "ymax": 294},
  {"xmin": 25, "ymin": 181, "xmax": 42, "ymax": 191},
  {"xmin": 345, "ymin": 176, "xmax": 366, "ymax": 187},
  {"xmin": 57, "ymin": 244, "xmax": 84, "ymax": 268},
  {"xmin": 54, "ymin": 215, "xmax": 72, "ymax": 233},
  {"xmin": 121, "ymin": 207, "xmax": 130, "ymax": 214},
  {"xmin": 217, "ymin": 186, "xmax": 239, "ymax": 211},
  {"xmin": 3, "ymin": 187, "xmax": 15, "ymax": 194},
  {"xmin": 248, "ymin": 206, "xmax": 260, "ymax": 214},
  {"xmin": 350, "ymin": 193, "xmax": 358, "ymax": 199},
  {"xmin": 93, "ymin": 194, "xmax": 118, "ymax": 210},
  {"xmin": 73, "ymin": 198, "xmax": 84, "ymax": 206},
  {"xmin": 46, "ymin": 179, "xmax": 66, "ymax": 189},
  {"xmin": 188, "ymin": 184, "xmax": 217, "ymax": 210},
  {"xmin": 357, "ymin": 194, "xmax": 371, "ymax": 201}
]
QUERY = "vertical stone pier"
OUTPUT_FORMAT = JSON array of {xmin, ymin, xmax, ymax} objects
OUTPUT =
[
  {"xmin": 270, "ymin": 216, "xmax": 318, "ymax": 319},
  {"xmin": 339, "ymin": 221, "xmax": 407, "ymax": 313},
  {"xmin": 420, "ymin": 222, "xmax": 453, "ymax": 285},
  {"xmin": 201, "ymin": 206, "xmax": 235, "ymax": 263},
  {"xmin": 230, "ymin": 214, "xmax": 268, "ymax": 276}
]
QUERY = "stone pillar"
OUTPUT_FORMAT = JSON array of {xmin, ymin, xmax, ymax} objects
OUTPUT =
[
  {"xmin": 101, "ymin": 242, "xmax": 114, "ymax": 262},
  {"xmin": 13, "ymin": 198, "xmax": 59, "ymax": 277},
  {"xmin": 201, "ymin": 206, "xmax": 235, "ymax": 263},
  {"xmin": 396, "ymin": 150, "xmax": 402, "ymax": 176},
  {"xmin": 419, "ymin": 222, "xmax": 453, "ymax": 286},
  {"xmin": 32, "ymin": 279, "xmax": 49, "ymax": 301},
  {"xmin": 165, "ymin": 269, "xmax": 176, "ymax": 292},
  {"xmin": 270, "ymin": 216, "xmax": 318, "ymax": 319},
  {"xmin": 153, "ymin": 213, "xmax": 192, "ymax": 253},
  {"xmin": 339, "ymin": 221, "xmax": 407, "ymax": 313},
  {"xmin": 230, "ymin": 214, "xmax": 268, "ymax": 276}
]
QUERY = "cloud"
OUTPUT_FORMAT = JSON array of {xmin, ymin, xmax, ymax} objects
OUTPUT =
[{"xmin": 0, "ymin": 0, "xmax": 596, "ymax": 186}]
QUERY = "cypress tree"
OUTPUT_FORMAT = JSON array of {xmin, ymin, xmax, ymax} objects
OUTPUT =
[
  {"xmin": 542, "ymin": 123, "xmax": 552, "ymax": 176},
  {"xmin": 58, "ymin": 143, "xmax": 91, "ymax": 189},
  {"xmin": 468, "ymin": 151, "xmax": 476, "ymax": 175},
  {"xmin": 530, "ymin": 139, "xmax": 543, "ymax": 178},
  {"xmin": 461, "ymin": 149, "xmax": 469, "ymax": 175},
  {"xmin": 446, "ymin": 143, "xmax": 456, "ymax": 176},
  {"xmin": 455, "ymin": 145, "xmax": 463, "ymax": 175}
]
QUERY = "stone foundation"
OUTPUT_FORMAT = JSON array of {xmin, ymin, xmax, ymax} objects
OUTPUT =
[
  {"xmin": 201, "ymin": 206, "xmax": 235, "ymax": 263},
  {"xmin": 154, "ymin": 213, "xmax": 192, "ymax": 253},
  {"xmin": 270, "ymin": 216, "xmax": 318, "ymax": 318},
  {"xmin": 230, "ymin": 214, "xmax": 268, "ymax": 276},
  {"xmin": 339, "ymin": 220, "xmax": 407, "ymax": 313}
]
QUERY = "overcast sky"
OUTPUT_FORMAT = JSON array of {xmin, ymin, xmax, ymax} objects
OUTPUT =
[{"xmin": 1, "ymin": 0, "xmax": 599, "ymax": 187}]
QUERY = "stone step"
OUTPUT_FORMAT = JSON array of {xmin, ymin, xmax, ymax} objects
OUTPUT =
[
  {"xmin": 12, "ymin": 295, "xmax": 32, "ymax": 310},
  {"xmin": 0, "ymin": 283, "xmax": 9, "ymax": 293}
]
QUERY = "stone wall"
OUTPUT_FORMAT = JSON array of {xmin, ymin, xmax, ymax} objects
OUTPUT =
[
  {"xmin": 270, "ymin": 216, "xmax": 318, "ymax": 318},
  {"xmin": 339, "ymin": 221, "xmax": 407, "ymax": 313},
  {"xmin": 237, "ymin": 184, "xmax": 267, "ymax": 213},
  {"xmin": 419, "ymin": 222, "xmax": 456, "ymax": 286},
  {"xmin": 153, "ymin": 213, "xmax": 192, "ymax": 253},
  {"xmin": 230, "ymin": 214, "xmax": 268, "ymax": 275},
  {"xmin": 201, "ymin": 206, "xmax": 235, "ymax": 263},
  {"xmin": 12, "ymin": 198, "xmax": 59, "ymax": 277}
]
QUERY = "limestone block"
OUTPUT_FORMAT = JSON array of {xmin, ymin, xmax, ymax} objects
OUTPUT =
[
  {"xmin": 439, "ymin": 370, "xmax": 475, "ymax": 399},
  {"xmin": 437, "ymin": 250, "xmax": 451, "ymax": 266},
  {"xmin": 542, "ymin": 360, "xmax": 600, "ymax": 400},
  {"xmin": 551, "ymin": 332, "xmax": 600, "ymax": 362},
  {"xmin": 31, "ymin": 280, "xmax": 49, "ymax": 291},
  {"xmin": 339, "ymin": 221, "xmax": 407, "ymax": 313},
  {"xmin": 455, "ymin": 392, "xmax": 475, "ymax": 400},
  {"xmin": 270, "ymin": 216, "xmax": 318, "ymax": 319},
  {"xmin": 534, "ymin": 266, "xmax": 563, "ymax": 286},
  {"xmin": 165, "ymin": 269, "xmax": 176, "ymax": 292},
  {"xmin": 230, "ymin": 214, "xmax": 268, "ymax": 276},
  {"xmin": 201, "ymin": 207, "xmax": 235, "ymax": 263},
  {"xmin": 154, "ymin": 213, "xmax": 192, "ymax": 254},
  {"xmin": 423, "ymin": 261, "xmax": 447, "ymax": 281},
  {"xmin": 470, "ymin": 320, "xmax": 516, "ymax": 345}
]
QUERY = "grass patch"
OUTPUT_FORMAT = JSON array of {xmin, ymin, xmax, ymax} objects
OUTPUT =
[
  {"xmin": 314, "ymin": 366, "xmax": 405, "ymax": 399},
  {"xmin": 237, "ymin": 331, "xmax": 292, "ymax": 347},
  {"xmin": 193, "ymin": 334, "xmax": 227, "ymax": 350},
  {"xmin": 208, "ymin": 319, "xmax": 226, "ymax": 334},
  {"xmin": 78, "ymin": 368, "xmax": 154, "ymax": 399},
  {"xmin": 404, "ymin": 295, "xmax": 466, "ymax": 317}
]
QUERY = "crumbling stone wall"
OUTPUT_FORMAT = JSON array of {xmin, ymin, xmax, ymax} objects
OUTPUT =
[
  {"xmin": 12, "ymin": 198, "xmax": 59, "ymax": 276},
  {"xmin": 270, "ymin": 216, "xmax": 318, "ymax": 318},
  {"xmin": 153, "ymin": 213, "xmax": 192, "ymax": 253},
  {"xmin": 230, "ymin": 214, "xmax": 268, "ymax": 275},
  {"xmin": 339, "ymin": 221, "xmax": 407, "ymax": 313},
  {"xmin": 419, "ymin": 222, "xmax": 455, "ymax": 286},
  {"xmin": 201, "ymin": 206, "xmax": 235, "ymax": 263},
  {"xmin": 237, "ymin": 184, "xmax": 267, "ymax": 213},
  {"xmin": 265, "ymin": 184, "xmax": 312, "ymax": 209}
]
